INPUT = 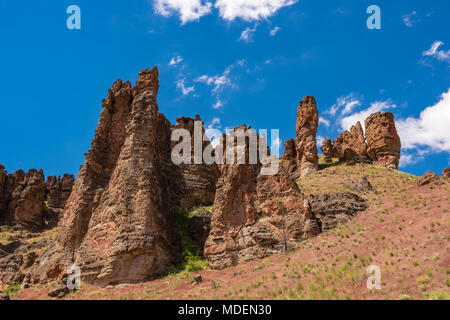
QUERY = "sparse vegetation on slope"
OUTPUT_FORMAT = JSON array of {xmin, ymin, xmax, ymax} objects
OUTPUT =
[{"xmin": 10, "ymin": 160, "xmax": 449, "ymax": 300}]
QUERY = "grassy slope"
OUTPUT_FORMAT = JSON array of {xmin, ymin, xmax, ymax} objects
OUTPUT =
[{"xmin": 10, "ymin": 159, "xmax": 450, "ymax": 300}]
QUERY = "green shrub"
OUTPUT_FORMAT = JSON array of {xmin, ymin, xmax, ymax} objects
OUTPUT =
[{"xmin": 3, "ymin": 284, "xmax": 21, "ymax": 295}]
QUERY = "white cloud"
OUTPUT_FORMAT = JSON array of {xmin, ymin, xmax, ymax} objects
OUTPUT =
[
  {"xmin": 239, "ymin": 25, "xmax": 257, "ymax": 42},
  {"xmin": 212, "ymin": 100, "xmax": 224, "ymax": 109},
  {"xmin": 316, "ymin": 135, "xmax": 326, "ymax": 147},
  {"xmin": 402, "ymin": 11, "xmax": 419, "ymax": 28},
  {"xmin": 319, "ymin": 118, "xmax": 330, "ymax": 127},
  {"xmin": 422, "ymin": 41, "xmax": 450, "ymax": 64},
  {"xmin": 215, "ymin": 0, "xmax": 297, "ymax": 22},
  {"xmin": 326, "ymin": 93, "xmax": 362, "ymax": 117},
  {"xmin": 154, "ymin": 0, "xmax": 297, "ymax": 24},
  {"xmin": 195, "ymin": 65, "xmax": 234, "ymax": 93},
  {"xmin": 340, "ymin": 100, "xmax": 396, "ymax": 132},
  {"xmin": 154, "ymin": 0, "xmax": 212, "ymax": 24},
  {"xmin": 270, "ymin": 26, "xmax": 281, "ymax": 36},
  {"xmin": 169, "ymin": 55, "xmax": 183, "ymax": 66},
  {"xmin": 397, "ymin": 88, "xmax": 450, "ymax": 152},
  {"xmin": 399, "ymin": 153, "xmax": 422, "ymax": 168},
  {"xmin": 205, "ymin": 117, "xmax": 223, "ymax": 147},
  {"xmin": 176, "ymin": 79, "xmax": 195, "ymax": 96},
  {"xmin": 237, "ymin": 59, "xmax": 247, "ymax": 67}
]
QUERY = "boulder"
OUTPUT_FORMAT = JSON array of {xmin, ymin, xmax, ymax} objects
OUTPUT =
[
  {"xmin": 345, "ymin": 177, "xmax": 374, "ymax": 192},
  {"xmin": 320, "ymin": 139, "xmax": 333, "ymax": 163},
  {"xmin": 418, "ymin": 171, "xmax": 439, "ymax": 186},
  {"xmin": 308, "ymin": 193, "xmax": 368, "ymax": 232},
  {"xmin": 295, "ymin": 96, "xmax": 319, "ymax": 177},
  {"xmin": 0, "ymin": 293, "xmax": 10, "ymax": 300},
  {"xmin": 365, "ymin": 112, "xmax": 401, "ymax": 170}
]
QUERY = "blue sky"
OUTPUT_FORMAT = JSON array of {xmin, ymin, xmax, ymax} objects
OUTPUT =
[{"xmin": 0, "ymin": 0, "xmax": 449, "ymax": 177}]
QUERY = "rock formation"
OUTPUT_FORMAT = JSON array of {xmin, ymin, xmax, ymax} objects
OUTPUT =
[
  {"xmin": 204, "ymin": 125, "xmax": 320, "ymax": 269},
  {"xmin": 280, "ymin": 139, "xmax": 297, "ymax": 174},
  {"xmin": 45, "ymin": 174, "xmax": 75, "ymax": 209},
  {"xmin": 308, "ymin": 193, "xmax": 368, "ymax": 232},
  {"xmin": 441, "ymin": 168, "xmax": 450, "ymax": 179},
  {"xmin": 295, "ymin": 96, "xmax": 319, "ymax": 177},
  {"xmin": 170, "ymin": 116, "xmax": 220, "ymax": 209},
  {"xmin": 365, "ymin": 112, "xmax": 401, "ymax": 170},
  {"xmin": 0, "ymin": 164, "xmax": 7, "ymax": 214},
  {"xmin": 30, "ymin": 68, "xmax": 182, "ymax": 286},
  {"xmin": 418, "ymin": 171, "xmax": 439, "ymax": 186},
  {"xmin": 0, "ymin": 165, "xmax": 74, "ymax": 230},
  {"xmin": 332, "ymin": 122, "xmax": 367, "ymax": 160},
  {"xmin": 320, "ymin": 139, "xmax": 333, "ymax": 163},
  {"xmin": 3, "ymin": 169, "xmax": 46, "ymax": 230}
]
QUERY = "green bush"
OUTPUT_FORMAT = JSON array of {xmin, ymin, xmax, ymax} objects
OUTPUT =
[
  {"xmin": 4, "ymin": 284, "xmax": 21, "ymax": 295},
  {"xmin": 169, "ymin": 208, "xmax": 209, "ymax": 275}
]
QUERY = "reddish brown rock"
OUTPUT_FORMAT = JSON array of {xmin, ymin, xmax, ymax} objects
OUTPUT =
[
  {"xmin": 204, "ymin": 126, "xmax": 319, "ymax": 269},
  {"xmin": 0, "ymin": 164, "xmax": 7, "ymax": 213},
  {"xmin": 441, "ymin": 168, "xmax": 450, "ymax": 179},
  {"xmin": 308, "ymin": 193, "xmax": 368, "ymax": 232},
  {"xmin": 332, "ymin": 122, "xmax": 367, "ymax": 160},
  {"xmin": 320, "ymin": 139, "xmax": 333, "ymax": 163},
  {"xmin": 170, "ymin": 115, "xmax": 220, "ymax": 209},
  {"xmin": 418, "ymin": 171, "xmax": 439, "ymax": 186},
  {"xmin": 280, "ymin": 139, "xmax": 297, "ymax": 174},
  {"xmin": 365, "ymin": 112, "xmax": 401, "ymax": 169},
  {"xmin": 30, "ymin": 68, "xmax": 182, "ymax": 286},
  {"xmin": 45, "ymin": 174, "xmax": 75, "ymax": 209},
  {"xmin": 4, "ymin": 169, "xmax": 46, "ymax": 230},
  {"xmin": 295, "ymin": 96, "xmax": 319, "ymax": 177}
]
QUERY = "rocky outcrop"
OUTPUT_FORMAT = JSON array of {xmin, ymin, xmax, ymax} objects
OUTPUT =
[
  {"xmin": 441, "ymin": 168, "xmax": 450, "ymax": 179},
  {"xmin": 365, "ymin": 112, "xmax": 401, "ymax": 170},
  {"xmin": 204, "ymin": 126, "xmax": 320, "ymax": 269},
  {"xmin": 332, "ymin": 122, "xmax": 368, "ymax": 160},
  {"xmin": 45, "ymin": 174, "xmax": 75, "ymax": 209},
  {"xmin": 295, "ymin": 96, "xmax": 319, "ymax": 177},
  {"xmin": 4, "ymin": 169, "xmax": 46, "ymax": 230},
  {"xmin": 308, "ymin": 193, "xmax": 368, "ymax": 232},
  {"xmin": 418, "ymin": 171, "xmax": 439, "ymax": 186},
  {"xmin": 171, "ymin": 116, "xmax": 220, "ymax": 209},
  {"xmin": 280, "ymin": 139, "xmax": 297, "ymax": 174},
  {"xmin": 0, "ymin": 167, "xmax": 74, "ymax": 230},
  {"xmin": 345, "ymin": 177, "xmax": 374, "ymax": 192},
  {"xmin": 0, "ymin": 164, "xmax": 7, "ymax": 214},
  {"xmin": 0, "ymin": 238, "xmax": 51, "ymax": 290},
  {"xmin": 320, "ymin": 139, "xmax": 333, "ymax": 163},
  {"xmin": 30, "ymin": 68, "xmax": 182, "ymax": 286}
]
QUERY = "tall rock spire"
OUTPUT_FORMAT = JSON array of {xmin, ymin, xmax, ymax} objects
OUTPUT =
[{"xmin": 295, "ymin": 96, "xmax": 319, "ymax": 177}]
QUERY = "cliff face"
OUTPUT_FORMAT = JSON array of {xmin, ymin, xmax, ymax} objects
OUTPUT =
[
  {"xmin": 204, "ymin": 126, "xmax": 320, "ymax": 269},
  {"xmin": 0, "ymin": 166, "xmax": 74, "ymax": 230},
  {"xmin": 170, "ymin": 116, "xmax": 220, "ymax": 209},
  {"xmin": 30, "ymin": 68, "xmax": 184, "ymax": 286}
]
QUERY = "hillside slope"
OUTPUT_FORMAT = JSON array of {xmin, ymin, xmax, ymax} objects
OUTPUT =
[{"xmin": 9, "ymin": 159, "xmax": 450, "ymax": 300}]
